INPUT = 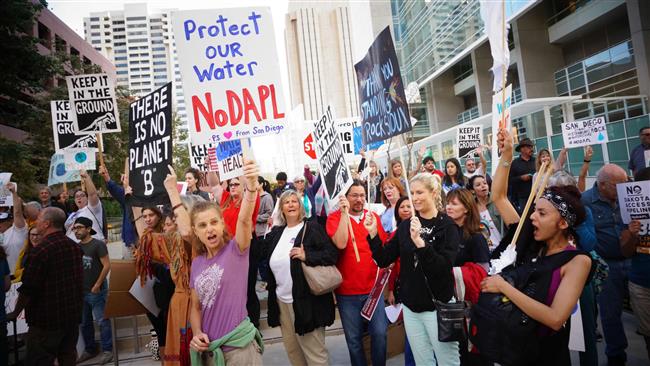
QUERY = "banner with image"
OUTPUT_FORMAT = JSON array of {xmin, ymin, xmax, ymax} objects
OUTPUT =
[
  {"xmin": 66, "ymin": 74, "xmax": 120, "ymax": 135},
  {"xmin": 171, "ymin": 7, "xmax": 287, "ymax": 146},
  {"xmin": 48, "ymin": 153, "xmax": 80, "ymax": 186},
  {"xmin": 457, "ymin": 126, "xmax": 482, "ymax": 158},
  {"xmin": 313, "ymin": 106, "xmax": 353, "ymax": 201},
  {"xmin": 64, "ymin": 148, "xmax": 96, "ymax": 171},
  {"xmin": 355, "ymin": 26, "xmax": 412, "ymax": 145},
  {"xmin": 128, "ymin": 83, "xmax": 173, "ymax": 206},
  {"xmin": 51, "ymin": 100, "xmax": 98, "ymax": 151},
  {"xmin": 561, "ymin": 116, "xmax": 608, "ymax": 148}
]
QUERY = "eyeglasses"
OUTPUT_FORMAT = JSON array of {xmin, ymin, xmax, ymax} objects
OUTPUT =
[
  {"xmin": 347, "ymin": 194, "xmax": 366, "ymax": 199},
  {"xmin": 642, "ymin": 133, "xmax": 650, "ymax": 137},
  {"xmin": 29, "ymin": 233, "xmax": 40, "ymax": 237},
  {"xmin": 72, "ymin": 225, "xmax": 87, "ymax": 230},
  {"xmin": 229, "ymin": 182, "xmax": 241, "ymax": 188}
]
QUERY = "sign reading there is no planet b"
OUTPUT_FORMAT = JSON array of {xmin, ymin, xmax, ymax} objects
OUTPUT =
[{"xmin": 66, "ymin": 73, "xmax": 121, "ymax": 135}]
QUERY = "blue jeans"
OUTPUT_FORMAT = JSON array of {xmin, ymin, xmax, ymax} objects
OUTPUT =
[
  {"xmin": 402, "ymin": 305, "xmax": 460, "ymax": 366},
  {"xmin": 597, "ymin": 259, "xmax": 630, "ymax": 360},
  {"xmin": 81, "ymin": 286, "xmax": 113, "ymax": 352},
  {"xmin": 336, "ymin": 294, "xmax": 388, "ymax": 366}
]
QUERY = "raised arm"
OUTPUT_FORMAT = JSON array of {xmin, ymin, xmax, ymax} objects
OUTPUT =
[
  {"xmin": 330, "ymin": 196, "xmax": 350, "ymax": 249},
  {"xmin": 492, "ymin": 129, "xmax": 520, "ymax": 226},
  {"xmin": 555, "ymin": 147, "xmax": 568, "ymax": 172},
  {"xmin": 7, "ymin": 183, "xmax": 25, "ymax": 229},
  {"xmin": 303, "ymin": 165, "xmax": 315, "ymax": 185},
  {"xmin": 578, "ymin": 146, "xmax": 593, "ymax": 192},
  {"xmin": 477, "ymin": 145, "xmax": 488, "ymax": 176},
  {"xmin": 235, "ymin": 159, "xmax": 260, "ymax": 252},
  {"xmin": 163, "ymin": 165, "xmax": 192, "ymax": 241},
  {"xmin": 80, "ymin": 170, "xmax": 100, "ymax": 208}
]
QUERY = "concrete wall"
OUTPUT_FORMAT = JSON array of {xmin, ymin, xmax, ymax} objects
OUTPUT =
[{"xmin": 627, "ymin": 0, "xmax": 650, "ymax": 99}]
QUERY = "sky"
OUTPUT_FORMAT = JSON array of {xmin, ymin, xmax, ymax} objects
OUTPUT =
[{"xmin": 48, "ymin": 0, "xmax": 294, "ymax": 175}]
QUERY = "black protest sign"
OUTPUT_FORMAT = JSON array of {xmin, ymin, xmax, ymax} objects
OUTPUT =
[
  {"xmin": 50, "ymin": 100, "xmax": 98, "ymax": 151},
  {"xmin": 457, "ymin": 126, "xmax": 482, "ymax": 158},
  {"xmin": 190, "ymin": 143, "xmax": 213, "ymax": 172},
  {"xmin": 66, "ymin": 73, "xmax": 121, "ymax": 135},
  {"xmin": 313, "ymin": 106, "xmax": 353, "ymax": 201},
  {"xmin": 355, "ymin": 26, "xmax": 412, "ymax": 145},
  {"xmin": 128, "ymin": 83, "xmax": 173, "ymax": 206}
]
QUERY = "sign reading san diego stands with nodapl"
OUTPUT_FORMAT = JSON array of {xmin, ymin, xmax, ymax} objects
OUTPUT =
[
  {"xmin": 171, "ymin": 8, "xmax": 287, "ymax": 146},
  {"xmin": 50, "ymin": 100, "xmax": 98, "ymax": 151},
  {"xmin": 128, "ymin": 83, "xmax": 173, "ymax": 206},
  {"xmin": 355, "ymin": 26, "xmax": 412, "ymax": 145},
  {"xmin": 66, "ymin": 74, "xmax": 120, "ymax": 135},
  {"xmin": 313, "ymin": 106, "xmax": 353, "ymax": 201}
]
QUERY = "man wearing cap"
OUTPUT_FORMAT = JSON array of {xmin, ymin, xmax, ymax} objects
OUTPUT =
[
  {"xmin": 508, "ymin": 138, "xmax": 536, "ymax": 212},
  {"xmin": 0, "ymin": 183, "xmax": 27, "ymax": 276},
  {"xmin": 64, "ymin": 170, "xmax": 105, "ymax": 243},
  {"xmin": 10, "ymin": 207, "xmax": 83, "ymax": 365},
  {"xmin": 73, "ymin": 217, "xmax": 113, "ymax": 364}
]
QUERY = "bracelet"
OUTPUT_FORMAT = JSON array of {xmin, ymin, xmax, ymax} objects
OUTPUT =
[
  {"xmin": 500, "ymin": 160, "xmax": 511, "ymax": 167},
  {"xmin": 172, "ymin": 203, "xmax": 183, "ymax": 211},
  {"xmin": 134, "ymin": 215, "xmax": 142, "ymax": 222},
  {"xmin": 245, "ymin": 185, "xmax": 257, "ymax": 193},
  {"xmin": 583, "ymin": 159, "xmax": 591, "ymax": 163}
]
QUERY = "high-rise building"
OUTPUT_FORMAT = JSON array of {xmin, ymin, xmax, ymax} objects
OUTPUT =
[
  {"xmin": 386, "ymin": 0, "xmax": 650, "ymax": 178},
  {"xmin": 84, "ymin": 3, "xmax": 188, "ymax": 140}
]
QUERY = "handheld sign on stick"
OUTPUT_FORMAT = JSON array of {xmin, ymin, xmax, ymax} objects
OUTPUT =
[{"xmin": 96, "ymin": 133, "xmax": 105, "ymax": 168}]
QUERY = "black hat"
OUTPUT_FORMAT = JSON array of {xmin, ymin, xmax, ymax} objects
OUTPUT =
[
  {"xmin": 0, "ymin": 211, "xmax": 13, "ymax": 222},
  {"xmin": 515, "ymin": 138, "xmax": 534, "ymax": 152},
  {"xmin": 74, "ymin": 217, "xmax": 97, "ymax": 235}
]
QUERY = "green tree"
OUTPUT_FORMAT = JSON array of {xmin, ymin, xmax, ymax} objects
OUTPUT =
[{"xmin": 172, "ymin": 113, "xmax": 190, "ymax": 176}]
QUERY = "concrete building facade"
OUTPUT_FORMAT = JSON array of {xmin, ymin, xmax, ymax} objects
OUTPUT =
[
  {"xmin": 84, "ymin": 3, "xmax": 187, "ymax": 139},
  {"xmin": 383, "ymin": 0, "xmax": 650, "ymax": 177}
]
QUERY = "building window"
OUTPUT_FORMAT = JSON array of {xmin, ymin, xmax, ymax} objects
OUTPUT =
[
  {"xmin": 90, "ymin": 24, "xmax": 100, "ymax": 29},
  {"xmin": 91, "ymin": 39, "xmax": 101, "ymax": 44},
  {"xmin": 131, "ymin": 38, "xmax": 148, "ymax": 43},
  {"xmin": 153, "ymin": 54, "xmax": 166, "ymax": 59},
  {"xmin": 153, "ymin": 61, "xmax": 165, "ymax": 65},
  {"xmin": 91, "ymin": 32, "xmax": 100, "ymax": 37},
  {"xmin": 126, "ymin": 16, "xmax": 146, "ymax": 21},
  {"xmin": 90, "ymin": 17, "xmax": 100, "ymax": 21},
  {"xmin": 117, "ymin": 70, "xmax": 128, "ymax": 75}
]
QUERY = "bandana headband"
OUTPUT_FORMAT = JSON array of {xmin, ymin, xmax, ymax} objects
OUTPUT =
[{"xmin": 541, "ymin": 189, "xmax": 577, "ymax": 226}]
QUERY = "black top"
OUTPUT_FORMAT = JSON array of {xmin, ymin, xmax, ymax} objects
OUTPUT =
[
  {"xmin": 189, "ymin": 189, "xmax": 210, "ymax": 201},
  {"xmin": 262, "ymin": 221, "xmax": 339, "ymax": 335},
  {"xmin": 508, "ymin": 156, "xmax": 536, "ymax": 200},
  {"xmin": 455, "ymin": 232, "xmax": 490, "ymax": 267},
  {"xmin": 369, "ymin": 213, "xmax": 459, "ymax": 312}
]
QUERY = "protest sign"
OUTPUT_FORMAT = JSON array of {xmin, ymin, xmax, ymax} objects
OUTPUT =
[
  {"xmin": 644, "ymin": 150, "xmax": 650, "ymax": 168},
  {"xmin": 171, "ymin": 8, "xmax": 287, "ymax": 146},
  {"xmin": 457, "ymin": 126, "xmax": 482, "ymax": 158},
  {"xmin": 353, "ymin": 126, "xmax": 383, "ymax": 154},
  {"xmin": 490, "ymin": 84, "xmax": 512, "ymax": 175},
  {"xmin": 214, "ymin": 140, "xmax": 245, "ymax": 181},
  {"xmin": 312, "ymin": 106, "xmax": 353, "ymax": 201},
  {"xmin": 337, "ymin": 119, "xmax": 357, "ymax": 162},
  {"xmin": 361, "ymin": 267, "xmax": 392, "ymax": 321},
  {"xmin": 66, "ymin": 74, "xmax": 120, "ymax": 135},
  {"xmin": 128, "ymin": 83, "xmax": 173, "ymax": 206},
  {"xmin": 617, "ymin": 181, "xmax": 650, "ymax": 224},
  {"xmin": 5, "ymin": 283, "xmax": 28, "ymax": 336},
  {"xmin": 0, "ymin": 173, "xmax": 13, "ymax": 207},
  {"xmin": 177, "ymin": 182, "xmax": 188, "ymax": 195},
  {"xmin": 190, "ymin": 143, "xmax": 212, "ymax": 171},
  {"xmin": 355, "ymin": 26, "xmax": 412, "ymax": 145},
  {"xmin": 207, "ymin": 146, "xmax": 219, "ymax": 172},
  {"xmin": 48, "ymin": 153, "xmax": 80, "ymax": 186},
  {"xmin": 64, "ymin": 148, "xmax": 96, "ymax": 171},
  {"xmin": 51, "ymin": 100, "xmax": 98, "ymax": 151},
  {"xmin": 561, "ymin": 116, "xmax": 608, "ymax": 148}
]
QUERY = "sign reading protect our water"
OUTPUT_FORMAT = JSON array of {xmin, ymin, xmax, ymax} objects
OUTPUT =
[
  {"xmin": 312, "ymin": 106, "xmax": 352, "ymax": 201},
  {"xmin": 64, "ymin": 149, "xmax": 96, "ymax": 171},
  {"xmin": 128, "ymin": 83, "xmax": 173, "ymax": 206},
  {"xmin": 51, "ymin": 100, "xmax": 98, "ymax": 151},
  {"xmin": 66, "ymin": 74, "xmax": 120, "ymax": 135},
  {"xmin": 171, "ymin": 8, "xmax": 286, "ymax": 146},
  {"xmin": 616, "ymin": 181, "xmax": 650, "ymax": 224},
  {"xmin": 562, "ymin": 116, "xmax": 608, "ymax": 148},
  {"xmin": 48, "ymin": 153, "xmax": 80, "ymax": 186},
  {"xmin": 355, "ymin": 26, "xmax": 412, "ymax": 145}
]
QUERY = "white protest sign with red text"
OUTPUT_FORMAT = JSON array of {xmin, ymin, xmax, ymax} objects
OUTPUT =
[{"xmin": 171, "ymin": 8, "xmax": 286, "ymax": 146}]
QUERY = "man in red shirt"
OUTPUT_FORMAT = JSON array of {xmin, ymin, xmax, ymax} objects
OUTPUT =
[{"xmin": 326, "ymin": 180, "xmax": 388, "ymax": 366}]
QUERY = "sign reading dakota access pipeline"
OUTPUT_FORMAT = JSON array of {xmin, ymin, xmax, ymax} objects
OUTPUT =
[
  {"xmin": 171, "ymin": 8, "xmax": 286, "ymax": 146},
  {"xmin": 355, "ymin": 26, "xmax": 412, "ymax": 145}
]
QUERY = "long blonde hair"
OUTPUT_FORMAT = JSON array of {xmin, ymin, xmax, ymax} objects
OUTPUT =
[{"xmin": 409, "ymin": 173, "xmax": 443, "ymax": 212}]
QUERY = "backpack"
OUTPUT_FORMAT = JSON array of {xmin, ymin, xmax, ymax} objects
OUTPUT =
[{"xmin": 469, "ymin": 250, "xmax": 589, "ymax": 365}]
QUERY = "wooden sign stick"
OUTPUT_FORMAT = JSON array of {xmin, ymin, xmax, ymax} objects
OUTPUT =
[
  {"xmin": 509, "ymin": 161, "xmax": 548, "ymax": 250},
  {"xmin": 96, "ymin": 133, "xmax": 105, "ymax": 168}
]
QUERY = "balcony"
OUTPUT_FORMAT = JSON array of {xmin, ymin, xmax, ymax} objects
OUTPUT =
[
  {"xmin": 547, "ymin": 0, "xmax": 626, "ymax": 43},
  {"xmin": 457, "ymin": 106, "xmax": 479, "ymax": 124}
]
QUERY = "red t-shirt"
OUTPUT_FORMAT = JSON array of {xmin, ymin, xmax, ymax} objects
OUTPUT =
[
  {"xmin": 432, "ymin": 169, "xmax": 444, "ymax": 178},
  {"xmin": 220, "ymin": 190, "xmax": 260, "ymax": 237},
  {"xmin": 326, "ymin": 209, "xmax": 388, "ymax": 295}
]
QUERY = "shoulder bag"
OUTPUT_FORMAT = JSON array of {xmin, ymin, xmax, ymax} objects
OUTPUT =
[{"xmin": 299, "ymin": 222, "xmax": 343, "ymax": 295}]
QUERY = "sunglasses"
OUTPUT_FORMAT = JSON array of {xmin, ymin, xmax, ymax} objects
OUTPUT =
[{"xmin": 229, "ymin": 182, "xmax": 241, "ymax": 188}]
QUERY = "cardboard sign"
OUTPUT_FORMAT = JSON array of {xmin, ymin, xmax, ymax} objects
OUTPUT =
[
  {"xmin": 490, "ymin": 84, "xmax": 512, "ymax": 175},
  {"xmin": 355, "ymin": 26, "xmax": 412, "ymax": 145},
  {"xmin": 105, "ymin": 260, "xmax": 148, "ymax": 318},
  {"xmin": 128, "ymin": 83, "xmax": 173, "ymax": 206},
  {"xmin": 644, "ymin": 150, "xmax": 650, "ymax": 168},
  {"xmin": 190, "ymin": 142, "xmax": 212, "ymax": 171},
  {"xmin": 353, "ymin": 126, "xmax": 383, "ymax": 154},
  {"xmin": 457, "ymin": 126, "xmax": 482, "ymax": 158},
  {"xmin": 64, "ymin": 148, "xmax": 96, "ymax": 171},
  {"xmin": 51, "ymin": 100, "xmax": 98, "ymax": 151},
  {"xmin": 5, "ymin": 283, "xmax": 28, "ymax": 336},
  {"xmin": 48, "ymin": 153, "xmax": 80, "ymax": 186},
  {"xmin": 312, "ymin": 106, "xmax": 353, "ymax": 201},
  {"xmin": 561, "ymin": 116, "xmax": 608, "ymax": 148},
  {"xmin": 129, "ymin": 277, "xmax": 160, "ymax": 316},
  {"xmin": 336, "ymin": 119, "xmax": 357, "ymax": 162},
  {"xmin": 361, "ymin": 267, "xmax": 392, "ymax": 321},
  {"xmin": 568, "ymin": 302, "xmax": 585, "ymax": 352},
  {"xmin": 616, "ymin": 181, "xmax": 650, "ymax": 224},
  {"xmin": 214, "ymin": 140, "xmax": 245, "ymax": 181},
  {"xmin": 171, "ymin": 7, "xmax": 287, "ymax": 145},
  {"xmin": 66, "ymin": 74, "xmax": 120, "ymax": 135}
]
